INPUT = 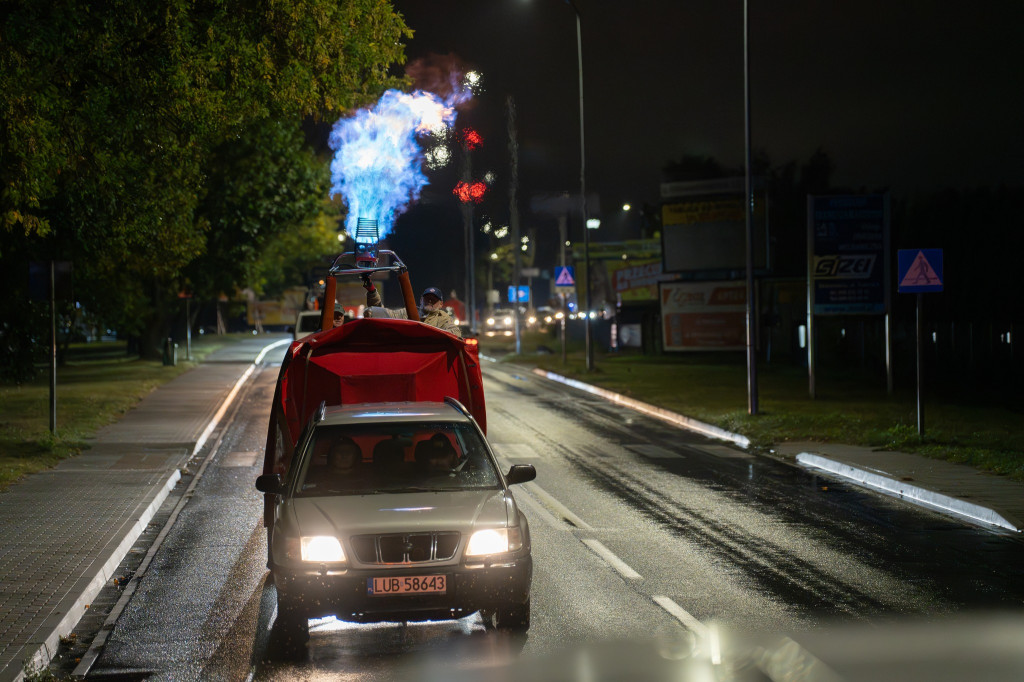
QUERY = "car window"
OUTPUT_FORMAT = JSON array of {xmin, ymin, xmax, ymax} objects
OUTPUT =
[
  {"xmin": 293, "ymin": 422, "xmax": 500, "ymax": 496},
  {"xmin": 297, "ymin": 314, "xmax": 322, "ymax": 332}
]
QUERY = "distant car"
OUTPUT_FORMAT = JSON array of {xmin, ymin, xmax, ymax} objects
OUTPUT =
[
  {"xmin": 292, "ymin": 310, "xmax": 323, "ymax": 341},
  {"xmin": 255, "ymin": 399, "xmax": 536, "ymax": 644},
  {"xmin": 485, "ymin": 308, "xmax": 515, "ymax": 337}
]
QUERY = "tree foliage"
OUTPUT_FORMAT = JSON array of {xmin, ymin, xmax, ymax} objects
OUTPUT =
[
  {"xmin": 0, "ymin": 0, "xmax": 411, "ymax": 368},
  {"xmin": 184, "ymin": 119, "xmax": 333, "ymax": 301}
]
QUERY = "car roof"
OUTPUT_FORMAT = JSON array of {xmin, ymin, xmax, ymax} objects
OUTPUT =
[{"xmin": 317, "ymin": 401, "xmax": 472, "ymax": 427}]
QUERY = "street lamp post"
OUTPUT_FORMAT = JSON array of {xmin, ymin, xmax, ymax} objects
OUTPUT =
[
  {"xmin": 567, "ymin": 0, "xmax": 594, "ymax": 371},
  {"xmin": 743, "ymin": 0, "xmax": 759, "ymax": 414}
]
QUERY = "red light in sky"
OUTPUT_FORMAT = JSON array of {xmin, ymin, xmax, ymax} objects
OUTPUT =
[
  {"xmin": 460, "ymin": 128, "xmax": 483, "ymax": 150},
  {"xmin": 454, "ymin": 181, "xmax": 487, "ymax": 204}
]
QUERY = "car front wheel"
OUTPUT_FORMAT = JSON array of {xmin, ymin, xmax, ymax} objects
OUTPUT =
[{"xmin": 275, "ymin": 595, "xmax": 310, "ymax": 648}]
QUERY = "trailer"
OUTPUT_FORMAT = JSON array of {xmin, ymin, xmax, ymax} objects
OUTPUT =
[{"xmin": 260, "ymin": 245, "xmax": 487, "ymax": 525}]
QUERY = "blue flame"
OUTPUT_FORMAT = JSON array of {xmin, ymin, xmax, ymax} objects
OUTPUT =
[{"xmin": 329, "ymin": 88, "xmax": 468, "ymax": 243}]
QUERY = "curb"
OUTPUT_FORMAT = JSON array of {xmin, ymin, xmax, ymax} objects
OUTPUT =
[
  {"xmin": 16, "ymin": 470, "xmax": 181, "ymax": 682},
  {"xmin": 796, "ymin": 453, "xmax": 1019, "ymax": 532},
  {"xmin": 528, "ymin": 367, "xmax": 750, "ymax": 448},
  {"xmin": 7, "ymin": 338, "xmax": 288, "ymax": 682},
  {"xmin": 514, "ymin": 363, "xmax": 1017, "ymax": 533}
]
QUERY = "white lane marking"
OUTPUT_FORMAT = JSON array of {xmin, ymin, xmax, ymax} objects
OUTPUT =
[
  {"xmin": 626, "ymin": 444, "xmax": 681, "ymax": 459},
  {"xmin": 524, "ymin": 483, "xmax": 594, "ymax": 531},
  {"xmin": 492, "ymin": 443, "xmax": 540, "ymax": 459},
  {"xmin": 653, "ymin": 595, "xmax": 708, "ymax": 640},
  {"xmin": 514, "ymin": 484, "xmax": 564, "ymax": 530},
  {"xmin": 581, "ymin": 539, "xmax": 642, "ymax": 580}
]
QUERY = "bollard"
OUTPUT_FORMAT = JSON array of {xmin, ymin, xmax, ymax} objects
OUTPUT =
[{"xmin": 162, "ymin": 337, "xmax": 178, "ymax": 366}]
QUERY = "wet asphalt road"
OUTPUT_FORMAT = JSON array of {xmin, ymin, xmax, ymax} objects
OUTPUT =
[{"xmin": 58, "ymin": 355, "xmax": 1024, "ymax": 681}]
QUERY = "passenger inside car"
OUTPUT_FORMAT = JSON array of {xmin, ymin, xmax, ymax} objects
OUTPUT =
[
  {"xmin": 415, "ymin": 433, "xmax": 459, "ymax": 475},
  {"xmin": 306, "ymin": 436, "xmax": 372, "ymax": 492},
  {"xmin": 372, "ymin": 437, "xmax": 408, "ymax": 479}
]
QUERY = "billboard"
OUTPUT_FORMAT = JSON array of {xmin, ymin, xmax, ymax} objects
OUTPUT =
[
  {"xmin": 609, "ymin": 258, "xmax": 671, "ymax": 302},
  {"xmin": 808, "ymin": 194, "xmax": 889, "ymax": 314},
  {"xmin": 660, "ymin": 281, "xmax": 746, "ymax": 351},
  {"xmin": 661, "ymin": 178, "xmax": 766, "ymax": 274}
]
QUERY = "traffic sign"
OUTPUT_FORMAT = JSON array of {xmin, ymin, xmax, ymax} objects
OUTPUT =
[
  {"xmin": 554, "ymin": 266, "xmax": 575, "ymax": 286},
  {"xmin": 898, "ymin": 249, "xmax": 943, "ymax": 293},
  {"xmin": 507, "ymin": 285, "xmax": 529, "ymax": 303}
]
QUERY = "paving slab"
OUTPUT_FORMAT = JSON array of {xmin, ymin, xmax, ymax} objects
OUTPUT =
[{"xmin": 0, "ymin": 336, "xmax": 288, "ymax": 682}]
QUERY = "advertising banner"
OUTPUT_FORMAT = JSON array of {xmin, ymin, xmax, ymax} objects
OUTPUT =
[
  {"xmin": 809, "ymin": 194, "xmax": 889, "ymax": 314},
  {"xmin": 609, "ymin": 258, "xmax": 669, "ymax": 302},
  {"xmin": 660, "ymin": 177, "xmax": 766, "ymax": 274},
  {"xmin": 660, "ymin": 281, "xmax": 746, "ymax": 351}
]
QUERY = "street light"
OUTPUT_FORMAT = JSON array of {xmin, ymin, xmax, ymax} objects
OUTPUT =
[
  {"xmin": 523, "ymin": 0, "xmax": 590, "ymax": 368},
  {"xmin": 567, "ymin": 0, "xmax": 594, "ymax": 371}
]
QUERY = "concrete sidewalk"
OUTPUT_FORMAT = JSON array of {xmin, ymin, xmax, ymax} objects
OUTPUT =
[{"xmin": 0, "ymin": 335, "xmax": 289, "ymax": 682}]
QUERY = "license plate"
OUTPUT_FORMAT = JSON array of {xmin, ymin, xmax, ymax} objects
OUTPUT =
[{"xmin": 368, "ymin": 575, "xmax": 447, "ymax": 596}]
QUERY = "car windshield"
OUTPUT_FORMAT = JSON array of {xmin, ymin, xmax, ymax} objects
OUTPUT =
[
  {"xmin": 297, "ymin": 314, "xmax": 321, "ymax": 332},
  {"xmin": 293, "ymin": 421, "xmax": 501, "ymax": 497}
]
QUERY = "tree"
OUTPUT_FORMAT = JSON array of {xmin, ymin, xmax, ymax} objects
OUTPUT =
[
  {"xmin": 185, "ymin": 119, "xmax": 332, "ymax": 301},
  {"xmin": 1, "ymin": 0, "xmax": 411, "ymax": 362}
]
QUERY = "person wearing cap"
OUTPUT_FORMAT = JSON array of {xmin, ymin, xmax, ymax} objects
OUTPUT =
[
  {"xmin": 362, "ymin": 277, "xmax": 462, "ymax": 338},
  {"xmin": 332, "ymin": 303, "xmax": 347, "ymax": 327}
]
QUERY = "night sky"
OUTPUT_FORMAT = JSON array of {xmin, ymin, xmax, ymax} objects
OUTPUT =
[{"xmin": 392, "ymin": 0, "xmax": 1024, "ymax": 230}]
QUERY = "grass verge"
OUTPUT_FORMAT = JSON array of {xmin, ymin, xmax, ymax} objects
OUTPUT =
[
  {"xmin": 480, "ymin": 330, "xmax": 1024, "ymax": 482},
  {"xmin": 0, "ymin": 333, "xmax": 246, "ymax": 491}
]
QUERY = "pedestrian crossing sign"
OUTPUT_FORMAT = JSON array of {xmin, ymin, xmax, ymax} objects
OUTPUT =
[
  {"xmin": 554, "ymin": 266, "xmax": 576, "ymax": 287},
  {"xmin": 898, "ymin": 249, "xmax": 943, "ymax": 293}
]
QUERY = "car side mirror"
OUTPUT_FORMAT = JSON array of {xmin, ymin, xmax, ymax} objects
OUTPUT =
[
  {"xmin": 255, "ymin": 473, "xmax": 283, "ymax": 494},
  {"xmin": 505, "ymin": 464, "xmax": 536, "ymax": 486}
]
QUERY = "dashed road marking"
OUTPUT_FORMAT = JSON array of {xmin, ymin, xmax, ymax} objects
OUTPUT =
[
  {"xmin": 581, "ymin": 539, "xmax": 642, "ymax": 580},
  {"xmin": 652, "ymin": 595, "xmax": 708, "ymax": 640},
  {"xmin": 524, "ymin": 483, "xmax": 593, "ymax": 530}
]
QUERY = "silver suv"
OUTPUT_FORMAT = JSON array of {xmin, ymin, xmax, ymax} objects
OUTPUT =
[{"xmin": 256, "ymin": 399, "xmax": 535, "ymax": 645}]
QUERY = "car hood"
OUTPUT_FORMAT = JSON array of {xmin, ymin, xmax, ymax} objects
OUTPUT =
[{"xmin": 285, "ymin": 489, "xmax": 512, "ymax": 537}]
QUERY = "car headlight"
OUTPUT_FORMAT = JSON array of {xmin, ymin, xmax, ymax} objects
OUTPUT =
[
  {"xmin": 503, "ymin": 316, "xmax": 512, "ymax": 326},
  {"xmin": 465, "ymin": 527, "xmax": 523, "ymax": 556},
  {"xmin": 486, "ymin": 317, "xmax": 495, "ymax": 326},
  {"xmin": 300, "ymin": 536, "xmax": 345, "ymax": 562}
]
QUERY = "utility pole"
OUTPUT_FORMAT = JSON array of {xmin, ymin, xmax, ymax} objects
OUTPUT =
[
  {"xmin": 508, "ymin": 95, "xmax": 521, "ymax": 355},
  {"xmin": 743, "ymin": 0, "xmax": 759, "ymax": 414},
  {"xmin": 460, "ymin": 135, "xmax": 474, "ymax": 332}
]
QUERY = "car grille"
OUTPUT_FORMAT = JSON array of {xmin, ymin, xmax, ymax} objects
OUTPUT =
[{"xmin": 350, "ymin": 532, "xmax": 461, "ymax": 565}]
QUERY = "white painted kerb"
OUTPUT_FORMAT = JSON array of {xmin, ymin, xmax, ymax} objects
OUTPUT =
[{"xmin": 797, "ymin": 453, "xmax": 1019, "ymax": 532}]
